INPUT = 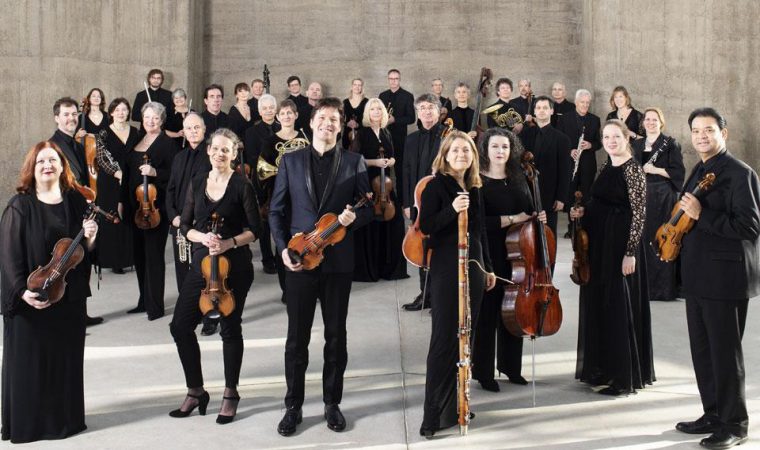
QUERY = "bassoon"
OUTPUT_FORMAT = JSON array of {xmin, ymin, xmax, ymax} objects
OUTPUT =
[{"xmin": 456, "ymin": 194, "xmax": 472, "ymax": 435}]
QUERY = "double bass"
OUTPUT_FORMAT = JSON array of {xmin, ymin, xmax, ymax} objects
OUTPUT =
[
  {"xmin": 469, "ymin": 67, "xmax": 493, "ymax": 135},
  {"xmin": 501, "ymin": 152, "xmax": 562, "ymax": 338},
  {"xmin": 570, "ymin": 191, "xmax": 590, "ymax": 285},
  {"xmin": 199, "ymin": 213, "xmax": 235, "ymax": 318}
]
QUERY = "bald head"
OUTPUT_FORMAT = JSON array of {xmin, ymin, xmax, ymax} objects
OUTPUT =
[
  {"xmin": 307, "ymin": 82, "xmax": 323, "ymax": 103},
  {"xmin": 183, "ymin": 112, "xmax": 206, "ymax": 147}
]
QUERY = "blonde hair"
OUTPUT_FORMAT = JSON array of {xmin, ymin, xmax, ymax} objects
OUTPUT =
[
  {"xmin": 603, "ymin": 119, "xmax": 633, "ymax": 153},
  {"xmin": 362, "ymin": 98, "xmax": 389, "ymax": 128},
  {"xmin": 643, "ymin": 107, "xmax": 666, "ymax": 131},
  {"xmin": 431, "ymin": 130, "xmax": 482, "ymax": 189}
]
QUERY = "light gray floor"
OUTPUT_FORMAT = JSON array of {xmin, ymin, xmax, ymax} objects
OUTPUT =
[{"xmin": 5, "ymin": 216, "xmax": 759, "ymax": 449}]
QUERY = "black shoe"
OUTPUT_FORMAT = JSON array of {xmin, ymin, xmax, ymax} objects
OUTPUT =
[
  {"xmin": 677, "ymin": 415, "xmax": 721, "ymax": 435},
  {"xmin": 598, "ymin": 386, "xmax": 632, "ymax": 396},
  {"xmin": 700, "ymin": 431, "xmax": 748, "ymax": 449},
  {"xmin": 86, "ymin": 315, "xmax": 104, "ymax": 326},
  {"xmin": 201, "ymin": 319, "xmax": 219, "ymax": 336},
  {"xmin": 478, "ymin": 379, "xmax": 500, "ymax": 392},
  {"xmin": 277, "ymin": 407, "xmax": 302, "ymax": 436},
  {"xmin": 402, "ymin": 294, "xmax": 430, "ymax": 311},
  {"xmin": 147, "ymin": 313, "xmax": 164, "ymax": 321},
  {"xmin": 419, "ymin": 426, "xmax": 436, "ymax": 439},
  {"xmin": 169, "ymin": 391, "xmax": 210, "ymax": 418},
  {"xmin": 216, "ymin": 395, "xmax": 240, "ymax": 424},
  {"xmin": 263, "ymin": 261, "xmax": 277, "ymax": 274},
  {"xmin": 127, "ymin": 306, "xmax": 146, "ymax": 314},
  {"xmin": 112, "ymin": 267, "xmax": 125, "ymax": 274},
  {"xmin": 563, "ymin": 231, "xmax": 571, "ymax": 239},
  {"xmin": 508, "ymin": 375, "xmax": 529, "ymax": 385},
  {"xmin": 324, "ymin": 404, "xmax": 346, "ymax": 432}
]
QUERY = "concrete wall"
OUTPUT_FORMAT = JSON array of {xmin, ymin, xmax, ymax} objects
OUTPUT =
[{"xmin": 582, "ymin": 0, "xmax": 760, "ymax": 169}]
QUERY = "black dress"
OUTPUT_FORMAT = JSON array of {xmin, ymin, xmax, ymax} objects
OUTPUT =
[
  {"xmin": 419, "ymin": 173, "xmax": 491, "ymax": 432},
  {"xmin": 95, "ymin": 127, "xmax": 138, "ymax": 269},
  {"xmin": 228, "ymin": 104, "xmax": 255, "ymax": 142},
  {"xmin": 164, "ymin": 109, "xmax": 192, "ymax": 148},
  {"xmin": 606, "ymin": 108, "xmax": 643, "ymax": 141},
  {"xmin": 575, "ymin": 158, "xmax": 655, "ymax": 394},
  {"xmin": 1, "ymin": 191, "xmax": 91, "ymax": 443},
  {"xmin": 352, "ymin": 127, "xmax": 408, "ymax": 281},
  {"xmin": 170, "ymin": 172, "xmax": 260, "ymax": 389},
  {"xmin": 341, "ymin": 97, "xmax": 368, "ymax": 149},
  {"xmin": 632, "ymin": 134, "xmax": 685, "ymax": 301},
  {"xmin": 81, "ymin": 112, "xmax": 109, "ymax": 134},
  {"xmin": 449, "ymin": 106, "xmax": 475, "ymax": 133},
  {"xmin": 472, "ymin": 174, "xmax": 533, "ymax": 383}
]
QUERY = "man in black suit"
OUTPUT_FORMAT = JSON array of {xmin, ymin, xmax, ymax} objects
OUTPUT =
[
  {"xmin": 286, "ymin": 75, "xmax": 310, "ymax": 131},
  {"xmin": 519, "ymin": 96, "xmax": 571, "ymax": 236},
  {"xmin": 379, "ymin": 69, "xmax": 415, "ymax": 201},
  {"xmin": 247, "ymin": 78, "xmax": 264, "ymax": 123},
  {"xmin": 675, "ymin": 108, "xmax": 759, "ymax": 450},
  {"xmin": 401, "ymin": 94, "xmax": 445, "ymax": 311},
  {"xmin": 200, "ymin": 84, "xmax": 230, "ymax": 135},
  {"xmin": 269, "ymin": 97, "xmax": 373, "ymax": 437},
  {"xmin": 49, "ymin": 97, "xmax": 104, "ymax": 326},
  {"xmin": 132, "ymin": 68, "xmax": 174, "ymax": 128}
]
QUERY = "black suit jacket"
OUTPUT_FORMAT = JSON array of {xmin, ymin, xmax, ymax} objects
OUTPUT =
[
  {"xmin": 379, "ymin": 87, "xmax": 415, "ymax": 141},
  {"xmin": 520, "ymin": 123, "xmax": 572, "ymax": 209},
  {"xmin": 402, "ymin": 123, "xmax": 445, "ymax": 209},
  {"xmin": 268, "ymin": 146, "xmax": 373, "ymax": 273},
  {"xmin": 132, "ymin": 87, "xmax": 174, "ymax": 126},
  {"xmin": 165, "ymin": 141, "xmax": 212, "ymax": 221},
  {"xmin": 680, "ymin": 151, "xmax": 760, "ymax": 300},
  {"xmin": 50, "ymin": 130, "xmax": 88, "ymax": 187}
]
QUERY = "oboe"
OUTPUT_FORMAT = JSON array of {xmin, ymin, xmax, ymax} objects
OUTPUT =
[
  {"xmin": 456, "ymin": 192, "xmax": 472, "ymax": 436},
  {"xmin": 571, "ymin": 127, "xmax": 585, "ymax": 180}
]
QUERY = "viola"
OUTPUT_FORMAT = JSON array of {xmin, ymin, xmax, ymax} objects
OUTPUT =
[
  {"xmin": 653, "ymin": 172, "xmax": 716, "ymax": 262},
  {"xmin": 402, "ymin": 175, "xmax": 434, "ymax": 268},
  {"xmin": 570, "ymin": 191, "xmax": 590, "ymax": 285},
  {"xmin": 27, "ymin": 204, "xmax": 119, "ymax": 303},
  {"xmin": 199, "ymin": 213, "xmax": 235, "ymax": 319},
  {"xmin": 501, "ymin": 152, "xmax": 562, "ymax": 338},
  {"xmin": 134, "ymin": 154, "xmax": 161, "ymax": 229},
  {"xmin": 372, "ymin": 144, "xmax": 396, "ymax": 221},
  {"xmin": 287, "ymin": 195, "xmax": 371, "ymax": 270}
]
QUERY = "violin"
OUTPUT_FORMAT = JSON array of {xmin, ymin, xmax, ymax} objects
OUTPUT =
[
  {"xmin": 199, "ymin": 213, "xmax": 235, "ymax": 319},
  {"xmin": 287, "ymin": 195, "xmax": 372, "ymax": 270},
  {"xmin": 134, "ymin": 154, "xmax": 161, "ymax": 229},
  {"xmin": 402, "ymin": 175, "xmax": 434, "ymax": 268},
  {"xmin": 653, "ymin": 172, "xmax": 716, "ymax": 262},
  {"xmin": 27, "ymin": 204, "xmax": 119, "ymax": 304},
  {"xmin": 372, "ymin": 144, "xmax": 396, "ymax": 221},
  {"xmin": 569, "ymin": 191, "xmax": 590, "ymax": 285},
  {"xmin": 501, "ymin": 152, "xmax": 562, "ymax": 338}
]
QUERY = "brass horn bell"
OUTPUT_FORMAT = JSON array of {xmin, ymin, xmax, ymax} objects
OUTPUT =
[{"xmin": 256, "ymin": 157, "xmax": 279, "ymax": 181}]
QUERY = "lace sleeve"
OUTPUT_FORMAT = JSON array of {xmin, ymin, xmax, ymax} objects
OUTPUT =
[
  {"xmin": 623, "ymin": 159, "xmax": 646, "ymax": 256},
  {"xmin": 95, "ymin": 130, "xmax": 121, "ymax": 175}
]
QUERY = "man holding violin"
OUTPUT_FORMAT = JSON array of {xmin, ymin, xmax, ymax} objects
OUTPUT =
[
  {"xmin": 675, "ymin": 108, "xmax": 760, "ymax": 450},
  {"xmin": 269, "ymin": 97, "xmax": 373, "ymax": 437}
]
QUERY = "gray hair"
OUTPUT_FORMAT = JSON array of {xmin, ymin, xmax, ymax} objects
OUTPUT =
[
  {"xmin": 414, "ymin": 93, "xmax": 441, "ymax": 110},
  {"xmin": 575, "ymin": 89, "xmax": 592, "ymax": 101},
  {"xmin": 258, "ymin": 94, "xmax": 277, "ymax": 109},
  {"xmin": 172, "ymin": 88, "xmax": 187, "ymax": 99},
  {"xmin": 207, "ymin": 127, "xmax": 241, "ymax": 151},
  {"xmin": 141, "ymin": 101, "xmax": 166, "ymax": 123}
]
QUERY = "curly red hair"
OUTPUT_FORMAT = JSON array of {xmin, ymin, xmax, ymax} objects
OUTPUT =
[{"xmin": 16, "ymin": 141, "xmax": 77, "ymax": 194}]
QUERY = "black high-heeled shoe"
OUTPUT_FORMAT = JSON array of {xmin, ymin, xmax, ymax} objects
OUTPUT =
[
  {"xmin": 216, "ymin": 395, "xmax": 241, "ymax": 424},
  {"xmin": 169, "ymin": 391, "xmax": 210, "ymax": 418}
]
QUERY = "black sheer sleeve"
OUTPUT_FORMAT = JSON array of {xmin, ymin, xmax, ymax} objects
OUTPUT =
[
  {"xmin": 0, "ymin": 198, "xmax": 26, "ymax": 316},
  {"xmin": 180, "ymin": 180, "xmax": 197, "ymax": 237},
  {"xmin": 95, "ymin": 130, "xmax": 121, "ymax": 175},
  {"xmin": 623, "ymin": 160, "xmax": 646, "ymax": 256},
  {"xmin": 240, "ymin": 179, "xmax": 261, "ymax": 239}
]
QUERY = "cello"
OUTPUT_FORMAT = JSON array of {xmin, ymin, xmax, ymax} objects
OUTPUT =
[
  {"xmin": 501, "ymin": 152, "xmax": 562, "ymax": 338},
  {"xmin": 402, "ymin": 176, "xmax": 434, "ymax": 268},
  {"xmin": 199, "ymin": 213, "xmax": 235, "ymax": 319},
  {"xmin": 134, "ymin": 154, "xmax": 161, "ymax": 229},
  {"xmin": 569, "ymin": 191, "xmax": 590, "ymax": 285},
  {"xmin": 79, "ymin": 110, "xmax": 99, "ymax": 197}
]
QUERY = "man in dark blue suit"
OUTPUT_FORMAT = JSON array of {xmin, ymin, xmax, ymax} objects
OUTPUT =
[
  {"xmin": 269, "ymin": 97, "xmax": 373, "ymax": 436},
  {"xmin": 675, "ymin": 108, "xmax": 759, "ymax": 450}
]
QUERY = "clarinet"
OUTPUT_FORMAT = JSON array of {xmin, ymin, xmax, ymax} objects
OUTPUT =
[
  {"xmin": 456, "ymin": 193, "xmax": 472, "ymax": 436},
  {"xmin": 571, "ymin": 127, "xmax": 585, "ymax": 180},
  {"xmin": 646, "ymin": 136, "xmax": 671, "ymax": 166}
]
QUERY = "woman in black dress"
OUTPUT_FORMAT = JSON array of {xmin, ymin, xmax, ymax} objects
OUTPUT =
[
  {"xmin": 79, "ymin": 88, "xmax": 109, "ymax": 135},
  {"xmin": 165, "ymin": 88, "xmax": 192, "ymax": 148},
  {"xmin": 471, "ymin": 128, "xmax": 546, "ymax": 392},
  {"xmin": 228, "ymin": 83, "xmax": 254, "ymax": 142},
  {"xmin": 352, "ymin": 98, "xmax": 408, "ymax": 281},
  {"xmin": 632, "ymin": 107, "xmax": 685, "ymax": 301},
  {"xmin": 120, "ymin": 102, "xmax": 178, "ymax": 320},
  {"xmin": 342, "ymin": 78, "xmax": 368, "ymax": 149},
  {"xmin": 419, "ymin": 131, "xmax": 496, "ymax": 437},
  {"xmin": 571, "ymin": 119, "xmax": 654, "ymax": 396},
  {"xmin": 605, "ymin": 86, "xmax": 643, "ymax": 142},
  {"xmin": 169, "ymin": 128, "xmax": 260, "ymax": 424},
  {"xmin": 1, "ymin": 142, "xmax": 98, "ymax": 443},
  {"xmin": 95, "ymin": 97, "xmax": 138, "ymax": 273}
]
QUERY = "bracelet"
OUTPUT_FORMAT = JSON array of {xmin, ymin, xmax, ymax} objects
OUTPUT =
[
  {"xmin": 232, "ymin": 237, "xmax": 238, "ymax": 248},
  {"xmin": 507, "ymin": 215, "xmax": 513, "ymax": 225}
]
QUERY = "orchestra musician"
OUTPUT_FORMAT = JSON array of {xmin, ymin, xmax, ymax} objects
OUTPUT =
[
  {"xmin": 352, "ymin": 98, "xmax": 408, "ymax": 281},
  {"xmin": 570, "ymin": 119, "xmax": 654, "ymax": 397},
  {"xmin": 510, "ymin": 79, "xmax": 535, "ymax": 126},
  {"xmin": 379, "ymin": 69, "xmax": 415, "ymax": 201},
  {"xmin": 201, "ymin": 84, "xmax": 230, "ymax": 136},
  {"xmin": 119, "ymin": 102, "xmax": 178, "ymax": 321},
  {"xmin": 94, "ymin": 98, "xmax": 139, "ymax": 274},
  {"xmin": 228, "ymin": 82, "xmax": 255, "ymax": 145},
  {"xmin": 550, "ymin": 82, "xmax": 575, "ymax": 127},
  {"xmin": 79, "ymin": 88, "xmax": 109, "ymax": 134},
  {"xmin": 1, "ymin": 142, "xmax": 98, "ymax": 443},
  {"xmin": 605, "ymin": 86, "xmax": 643, "ymax": 142},
  {"xmin": 418, "ymin": 130, "xmax": 496, "ymax": 438},
  {"xmin": 342, "ymin": 78, "xmax": 368, "ymax": 150},
  {"xmin": 301, "ymin": 82, "xmax": 323, "ymax": 135},
  {"xmin": 247, "ymin": 78, "xmax": 265, "ymax": 123},
  {"xmin": 401, "ymin": 94, "xmax": 446, "ymax": 311},
  {"xmin": 631, "ymin": 107, "xmax": 685, "ymax": 301},
  {"xmin": 164, "ymin": 88, "xmax": 192, "ymax": 148},
  {"xmin": 472, "ymin": 127, "xmax": 545, "ymax": 391},
  {"xmin": 448, "ymin": 82, "xmax": 477, "ymax": 139},
  {"xmin": 431, "ymin": 78, "xmax": 453, "ymax": 120},
  {"xmin": 132, "ymin": 68, "xmax": 174, "ymax": 128},
  {"xmin": 674, "ymin": 108, "xmax": 759, "ymax": 449},
  {"xmin": 485, "ymin": 78, "xmax": 523, "ymax": 134},
  {"xmin": 168, "ymin": 128, "xmax": 260, "ymax": 425},
  {"xmin": 286, "ymin": 75, "xmax": 310, "ymax": 131},
  {"xmin": 269, "ymin": 97, "xmax": 373, "ymax": 436}
]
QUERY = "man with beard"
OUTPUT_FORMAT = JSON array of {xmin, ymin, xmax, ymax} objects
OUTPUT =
[{"xmin": 132, "ymin": 68, "xmax": 174, "ymax": 128}]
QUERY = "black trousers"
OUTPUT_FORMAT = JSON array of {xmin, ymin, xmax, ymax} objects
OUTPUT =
[
  {"xmin": 170, "ymin": 254, "xmax": 253, "ymax": 389},
  {"xmin": 258, "ymin": 220, "xmax": 275, "ymax": 265},
  {"xmin": 170, "ymin": 226, "xmax": 191, "ymax": 294},
  {"xmin": 685, "ymin": 296, "xmax": 749, "ymax": 437},
  {"xmin": 545, "ymin": 210, "xmax": 558, "ymax": 238},
  {"xmin": 284, "ymin": 270, "xmax": 352, "ymax": 409},
  {"xmin": 132, "ymin": 218, "xmax": 170, "ymax": 319},
  {"xmin": 472, "ymin": 286, "xmax": 523, "ymax": 381}
]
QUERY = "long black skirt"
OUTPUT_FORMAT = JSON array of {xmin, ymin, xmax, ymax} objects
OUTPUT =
[
  {"xmin": 642, "ymin": 180, "xmax": 679, "ymax": 300},
  {"xmin": 95, "ymin": 172, "xmax": 133, "ymax": 269}
]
